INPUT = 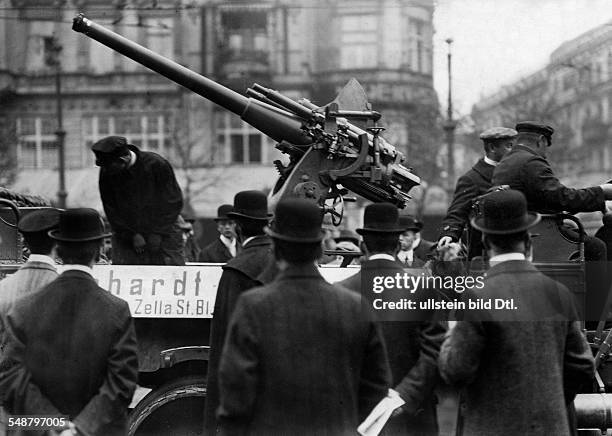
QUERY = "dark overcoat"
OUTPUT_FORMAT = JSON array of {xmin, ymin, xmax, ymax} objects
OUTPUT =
[
  {"xmin": 339, "ymin": 258, "xmax": 446, "ymax": 436},
  {"xmin": 0, "ymin": 270, "xmax": 139, "ymax": 436},
  {"xmin": 199, "ymin": 237, "xmax": 234, "ymax": 263},
  {"xmin": 204, "ymin": 235, "xmax": 273, "ymax": 433},
  {"xmin": 492, "ymin": 144, "xmax": 604, "ymax": 213},
  {"xmin": 439, "ymin": 260, "xmax": 595, "ymax": 436},
  {"xmin": 440, "ymin": 158, "xmax": 495, "ymax": 258},
  {"xmin": 217, "ymin": 264, "xmax": 390, "ymax": 435},
  {"xmin": 99, "ymin": 144, "xmax": 184, "ymax": 265}
]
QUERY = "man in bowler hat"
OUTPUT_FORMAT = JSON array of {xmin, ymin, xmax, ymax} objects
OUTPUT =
[
  {"xmin": 439, "ymin": 190, "xmax": 594, "ymax": 435},
  {"xmin": 339, "ymin": 203, "xmax": 446, "ymax": 435},
  {"xmin": 199, "ymin": 204, "xmax": 239, "ymax": 263},
  {"xmin": 0, "ymin": 209, "xmax": 139, "ymax": 436},
  {"xmin": 91, "ymin": 135, "xmax": 184, "ymax": 265},
  {"xmin": 204, "ymin": 191, "xmax": 273, "ymax": 433},
  {"xmin": 397, "ymin": 215, "xmax": 432, "ymax": 266},
  {"xmin": 439, "ymin": 126, "xmax": 517, "ymax": 259},
  {"xmin": 217, "ymin": 198, "xmax": 390, "ymax": 435},
  {"xmin": 0, "ymin": 208, "xmax": 60, "ymax": 434}
]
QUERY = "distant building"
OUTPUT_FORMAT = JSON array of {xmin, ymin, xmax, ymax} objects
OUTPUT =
[
  {"xmin": 472, "ymin": 19, "xmax": 612, "ymax": 185},
  {"xmin": 0, "ymin": 0, "xmax": 438, "ymax": 218}
]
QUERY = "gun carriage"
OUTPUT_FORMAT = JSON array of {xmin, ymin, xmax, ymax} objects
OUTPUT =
[{"xmin": 0, "ymin": 13, "xmax": 609, "ymax": 436}]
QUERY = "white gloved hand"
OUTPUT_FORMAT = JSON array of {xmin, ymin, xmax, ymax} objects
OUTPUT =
[{"xmin": 437, "ymin": 236, "xmax": 454, "ymax": 249}]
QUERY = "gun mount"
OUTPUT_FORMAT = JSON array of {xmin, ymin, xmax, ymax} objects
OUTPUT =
[{"xmin": 72, "ymin": 14, "xmax": 420, "ymax": 221}]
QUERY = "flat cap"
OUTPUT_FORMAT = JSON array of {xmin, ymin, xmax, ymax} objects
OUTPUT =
[
  {"xmin": 479, "ymin": 127, "xmax": 517, "ymax": 140},
  {"xmin": 515, "ymin": 121, "xmax": 554, "ymax": 138},
  {"xmin": 91, "ymin": 136, "xmax": 130, "ymax": 155},
  {"xmin": 18, "ymin": 208, "xmax": 60, "ymax": 233}
]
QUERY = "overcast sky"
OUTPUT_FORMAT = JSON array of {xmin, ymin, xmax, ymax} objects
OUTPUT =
[{"xmin": 432, "ymin": 0, "xmax": 612, "ymax": 117}]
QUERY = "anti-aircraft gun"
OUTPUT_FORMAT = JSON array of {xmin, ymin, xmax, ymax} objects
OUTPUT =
[
  {"xmin": 70, "ymin": 13, "xmax": 423, "ymax": 435},
  {"xmin": 72, "ymin": 14, "xmax": 420, "ymax": 225},
  {"xmin": 70, "ymin": 15, "xmax": 612, "ymax": 436}
]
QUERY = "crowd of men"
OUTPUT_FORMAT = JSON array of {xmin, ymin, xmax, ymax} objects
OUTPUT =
[{"xmin": 0, "ymin": 124, "xmax": 608, "ymax": 435}]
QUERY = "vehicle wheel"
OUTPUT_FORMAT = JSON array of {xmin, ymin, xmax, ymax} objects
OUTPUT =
[{"xmin": 128, "ymin": 376, "xmax": 206, "ymax": 436}]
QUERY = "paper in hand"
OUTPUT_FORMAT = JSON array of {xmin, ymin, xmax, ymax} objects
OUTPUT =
[{"xmin": 357, "ymin": 389, "xmax": 405, "ymax": 436}]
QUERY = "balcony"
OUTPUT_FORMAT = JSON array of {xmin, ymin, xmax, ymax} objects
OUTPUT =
[{"xmin": 216, "ymin": 49, "xmax": 272, "ymax": 84}]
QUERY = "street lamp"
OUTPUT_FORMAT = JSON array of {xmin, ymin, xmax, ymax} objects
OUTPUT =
[
  {"xmin": 443, "ymin": 37, "xmax": 457, "ymax": 195},
  {"xmin": 44, "ymin": 36, "xmax": 67, "ymax": 208}
]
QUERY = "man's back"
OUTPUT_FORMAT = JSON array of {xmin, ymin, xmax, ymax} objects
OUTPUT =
[
  {"xmin": 439, "ymin": 260, "xmax": 594, "ymax": 435},
  {"xmin": 4, "ymin": 270, "xmax": 138, "ymax": 420},
  {"xmin": 218, "ymin": 264, "xmax": 389, "ymax": 435}
]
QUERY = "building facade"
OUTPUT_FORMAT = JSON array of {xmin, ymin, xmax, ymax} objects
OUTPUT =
[
  {"xmin": 0, "ymin": 0, "xmax": 438, "ymax": 218},
  {"xmin": 471, "ymin": 20, "xmax": 612, "ymax": 185}
]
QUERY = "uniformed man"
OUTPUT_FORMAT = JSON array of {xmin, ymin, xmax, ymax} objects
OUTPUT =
[
  {"xmin": 91, "ymin": 135, "xmax": 184, "ymax": 265},
  {"xmin": 492, "ymin": 121, "xmax": 612, "ymax": 321},
  {"xmin": 438, "ymin": 126, "xmax": 517, "ymax": 258}
]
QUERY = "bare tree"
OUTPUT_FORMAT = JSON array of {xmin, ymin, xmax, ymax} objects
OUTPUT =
[{"xmin": 0, "ymin": 116, "xmax": 18, "ymax": 187}]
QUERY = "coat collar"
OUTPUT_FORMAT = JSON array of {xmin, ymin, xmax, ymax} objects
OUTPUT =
[
  {"xmin": 512, "ymin": 143, "xmax": 540, "ymax": 157},
  {"xmin": 472, "ymin": 157, "xmax": 495, "ymax": 180},
  {"xmin": 22, "ymin": 260, "xmax": 57, "ymax": 272},
  {"xmin": 362, "ymin": 257, "xmax": 406, "ymax": 271},
  {"xmin": 485, "ymin": 259, "xmax": 538, "ymax": 278},
  {"xmin": 243, "ymin": 235, "xmax": 271, "ymax": 249},
  {"xmin": 277, "ymin": 262, "xmax": 322, "ymax": 280}
]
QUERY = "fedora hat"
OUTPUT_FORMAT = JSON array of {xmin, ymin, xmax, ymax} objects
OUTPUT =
[
  {"xmin": 49, "ymin": 208, "xmax": 111, "ymax": 242},
  {"xmin": 265, "ymin": 198, "xmax": 324, "ymax": 243},
  {"xmin": 213, "ymin": 204, "xmax": 234, "ymax": 221},
  {"xmin": 356, "ymin": 203, "xmax": 404, "ymax": 235},
  {"xmin": 470, "ymin": 189, "xmax": 540, "ymax": 235},
  {"xmin": 18, "ymin": 208, "xmax": 60, "ymax": 234},
  {"xmin": 399, "ymin": 215, "xmax": 423, "ymax": 232},
  {"xmin": 227, "ymin": 190, "xmax": 272, "ymax": 221}
]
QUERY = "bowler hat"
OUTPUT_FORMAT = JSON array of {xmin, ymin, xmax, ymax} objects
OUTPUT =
[
  {"xmin": 18, "ymin": 208, "xmax": 60, "ymax": 234},
  {"xmin": 470, "ymin": 189, "xmax": 540, "ymax": 234},
  {"xmin": 49, "ymin": 208, "xmax": 111, "ymax": 242},
  {"xmin": 356, "ymin": 203, "xmax": 404, "ymax": 235},
  {"xmin": 335, "ymin": 229, "xmax": 360, "ymax": 245},
  {"xmin": 515, "ymin": 121, "xmax": 554, "ymax": 139},
  {"xmin": 213, "ymin": 204, "xmax": 234, "ymax": 221},
  {"xmin": 227, "ymin": 191, "xmax": 272, "ymax": 221},
  {"xmin": 399, "ymin": 215, "xmax": 423, "ymax": 232},
  {"xmin": 265, "ymin": 198, "xmax": 324, "ymax": 243}
]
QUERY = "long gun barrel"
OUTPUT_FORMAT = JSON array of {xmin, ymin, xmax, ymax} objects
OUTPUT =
[
  {"xmin": 72, "ymin": 14, "xmax": 311, "ymax": 147},
  {"xmin": 73, "ymin": 14, "xmax": 420, "ymax": 210}
]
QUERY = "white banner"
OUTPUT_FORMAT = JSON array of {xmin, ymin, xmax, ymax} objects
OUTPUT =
[{"xmin": 71, "ymin": 264, "xmax": 361, "ymax": 319}]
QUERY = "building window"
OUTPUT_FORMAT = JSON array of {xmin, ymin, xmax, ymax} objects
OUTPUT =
[
  {"xmin": 16, "ymin": 117, "xmax": 57, "ymax": 169},
  {"xmin": 220, "ymin": 11, "xmax": 269, "ymax": 59},
  {"xmin": 82, "ymin": 114, "xmax": 170, "ymax": 167},
  {"xmin": 339, "ymin": 14, "xmax": 378, "ymax": 69},
  {"xmin": 216, "ymin": 112, "xmax": 270, "ymax": 164},
  {"xmin": 407, "ymin": 18, "xmax": 431, "ymax": 74},
  {"xmin": 144, "ymin": 17, "xmax": 174, "ymax": 60}
]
